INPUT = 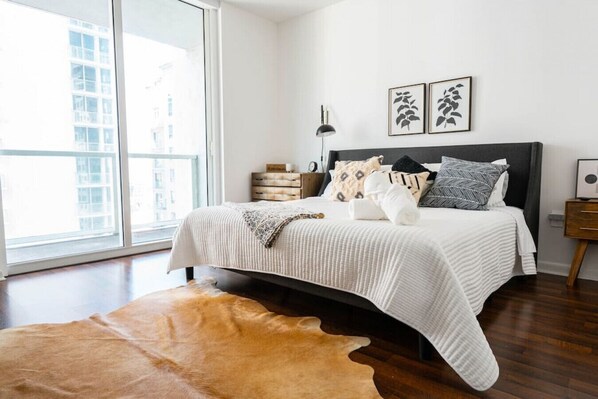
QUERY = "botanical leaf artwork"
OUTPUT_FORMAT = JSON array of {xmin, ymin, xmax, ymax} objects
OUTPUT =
[
  {"xmin": 393, "ymin": 91, "xmax": 420, "ymax": 131},
  {"xmin": 436, "ymin": 84, "xmax": 464, "ymax": 128},
  {"xmin": 388, "ymin": 83, "xmax": 425, "ymax": 136}
]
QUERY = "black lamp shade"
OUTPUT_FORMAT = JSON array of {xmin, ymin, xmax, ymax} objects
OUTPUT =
[{"xmin": 316, "ymin": 124, "xmax": 336, "ymax": 137}]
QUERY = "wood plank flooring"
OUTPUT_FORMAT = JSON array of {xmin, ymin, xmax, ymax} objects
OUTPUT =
[{"xmin": 1, "ymin": 251, "xmax": 597, "ymax": 398}]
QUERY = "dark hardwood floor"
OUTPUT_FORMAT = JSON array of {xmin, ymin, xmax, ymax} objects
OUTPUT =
[{"xmin": 1, "ymin": 251, "xmax": 597, "ymax": 398}]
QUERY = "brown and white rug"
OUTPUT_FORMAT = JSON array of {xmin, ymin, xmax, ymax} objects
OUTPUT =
[{"xmin": 0, "ymin": 279, "xmax": 381, "ymax": 398}]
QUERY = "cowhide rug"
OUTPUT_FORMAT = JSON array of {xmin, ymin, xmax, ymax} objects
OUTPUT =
[{"xmin": 0, "ymin": 279, "xmax": 381, "ymax": 398}]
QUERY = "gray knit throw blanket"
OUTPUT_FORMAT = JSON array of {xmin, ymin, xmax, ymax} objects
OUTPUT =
[{"xmin": 224, "ymin": 202, "xmax": 324, "ymax": 248}]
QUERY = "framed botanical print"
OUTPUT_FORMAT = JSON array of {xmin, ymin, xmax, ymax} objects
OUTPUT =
[
  {"xmin": 388, "ymin": 83, "xmax": 426, "ymax": 136},
  {"xmin": 428, "ymin": 76, "xmax": 472, "ymax": 134},
  {"xmin": 576, "ymin": 159, "xmax": 598, "ymax": 199}
]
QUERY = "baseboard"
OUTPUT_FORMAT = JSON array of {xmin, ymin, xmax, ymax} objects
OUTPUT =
[{"xmin": 538, "ymin": 260, "xmax": 598, "ymax": 282}]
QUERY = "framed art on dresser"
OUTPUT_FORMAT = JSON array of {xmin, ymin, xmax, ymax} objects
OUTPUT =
[
  {"xmin": 388, "ymin": 83, "xmax": 426, "ymax": 136},
  {"xmin": 428, "ymin": 76, "xmax": 472, "ymax": 134},
  {"xmin": 575, "ymin": 159, "xmax": 598, "ymax": 199}
]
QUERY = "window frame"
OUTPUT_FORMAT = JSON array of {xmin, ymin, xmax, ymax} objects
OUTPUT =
[{"xmin": 0, "ymin": 1, "xmax": 221, "ymax": 277}]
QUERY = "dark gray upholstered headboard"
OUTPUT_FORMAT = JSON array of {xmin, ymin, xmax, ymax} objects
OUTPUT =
[{"xmin": 317, "ymin": 142, "xmax": 543, "ymax": 247}]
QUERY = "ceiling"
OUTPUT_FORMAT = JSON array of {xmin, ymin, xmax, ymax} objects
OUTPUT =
[{"xmin": 222, "ymin": 0, "xmax": 344, "ymax": 23}]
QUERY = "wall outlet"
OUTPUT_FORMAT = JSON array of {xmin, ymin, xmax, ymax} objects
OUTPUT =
[{"xmin": 548, "ymin": 211, "xmax": 565, "ymax": 228}]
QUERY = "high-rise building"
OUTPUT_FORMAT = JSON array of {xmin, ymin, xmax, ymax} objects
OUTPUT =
[{"xmin": 69, "ymin": 18, "xmax": 116, "ymax": 235}]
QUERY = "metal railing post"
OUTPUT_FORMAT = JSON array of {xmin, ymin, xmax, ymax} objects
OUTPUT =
[
  {"xmin": 192, "ymin": 156, "xmax": 199, "ymax": 209},
  {"xmin": 110, "ymin": 154, "xmax": 121, "ymax": 244},
  {"xmin": 0, "ymin": 176, "xmax": 7, "ymax": 279}
]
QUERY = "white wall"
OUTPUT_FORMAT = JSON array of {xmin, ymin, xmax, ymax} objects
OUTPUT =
[
  {"xmin": 220, "ymin": 3, "xmax": 289, "ymax": 202},
  {"xmin": 278, "ymin": 0, "xmax": 598, "ymax": 280}
]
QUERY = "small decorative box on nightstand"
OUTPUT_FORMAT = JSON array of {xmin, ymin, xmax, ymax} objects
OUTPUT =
[
  {"xmin": 565, "ymin": 199, "xmax": 598, "ymax": 286},
  {"xmin": 251, "ymin": 172, "xmax": 325, "ymax": 202}
]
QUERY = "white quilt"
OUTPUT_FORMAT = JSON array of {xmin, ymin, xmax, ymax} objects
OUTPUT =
[{"xmin": 168, "ymin": 198, "xmax": 536, "ymax": 391}]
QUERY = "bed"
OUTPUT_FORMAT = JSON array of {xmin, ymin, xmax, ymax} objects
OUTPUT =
[{"xmin": 168, "ymin": 142, "xmax": 543, "ymax": 391}]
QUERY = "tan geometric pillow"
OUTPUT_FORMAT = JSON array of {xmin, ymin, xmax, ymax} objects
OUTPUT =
[
  {"xmin": 386, "ymin": 171, "xmax": 430, "ymax": 203},
  {"xmin": 331, "ymin": 156, "xmax": 383, "ymax": 202}
]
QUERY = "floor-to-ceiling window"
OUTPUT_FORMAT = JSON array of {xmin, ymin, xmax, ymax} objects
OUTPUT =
[
  {"xmin": 121, "ymin": 0, "xmax": 208, "ymax": 244},
  {"xmin": 0, "ymin": 0, "xmax": 211, "ymax": 275}
]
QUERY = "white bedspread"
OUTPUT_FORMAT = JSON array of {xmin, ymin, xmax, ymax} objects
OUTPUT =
[{"xmin": 168, "ymin": 198, "xmax": 536, "ymax": 391}]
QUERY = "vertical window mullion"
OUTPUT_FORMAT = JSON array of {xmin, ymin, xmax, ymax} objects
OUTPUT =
[
  {"xmin": 203, "ymin": 9, "xmax": 221, "ymax": 206},
  {"xmin": 0, "ymin": 185, "xmax": 7, "ymax": 279},
  {"xmin": 111, "ymin": 0, "xmax": 132, "ymax": 248}
]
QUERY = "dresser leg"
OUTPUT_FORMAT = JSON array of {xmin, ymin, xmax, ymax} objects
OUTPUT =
[{"xmin": 567, "ymin": 240, "xmax": 589, "ymax": 287}]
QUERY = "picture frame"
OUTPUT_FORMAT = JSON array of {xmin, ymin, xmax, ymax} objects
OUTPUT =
[
  {"xmin": 388, "ymin": 83, "xmax": 426, "ymax": 136},
  {"xmin": 428, "ymin": 76, "xmax": 472, "ymax": 134},
  {"xmin": 575, "ymin": 159, "xmax": 598, "ymax": 199}
]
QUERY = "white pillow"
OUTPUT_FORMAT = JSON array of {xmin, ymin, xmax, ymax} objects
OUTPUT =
[
  {"xmin": 320, "ymin": 170, "xmax": 334, "ymax": 198},
  {"xmin": 487, "ymin": 159, "xmax": 509, "ymax": 207},
  {"xmin": 422, "ymin": 162, "xmax": 441, "ymax": 172},
  {"xmin": 424, "ymin": 159, "xmax": 509, "ymax": 207}
]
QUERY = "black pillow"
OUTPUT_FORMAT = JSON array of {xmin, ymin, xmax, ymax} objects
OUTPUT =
[{"xmin": 391, "ymin": 155, "xmax": 437, "ymax": 180}]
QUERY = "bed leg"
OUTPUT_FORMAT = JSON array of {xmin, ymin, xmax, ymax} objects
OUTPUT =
[
  {"xmin": 418, "ymin": 333, "xmax": 433, "ymax": 361},
  {"xmin": 185, "ymin": 267, "xmax": 194, "ymax": 281}
]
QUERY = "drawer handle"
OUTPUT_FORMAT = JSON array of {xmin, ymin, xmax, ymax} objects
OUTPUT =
[
  {"xmin": 254, "ymin": 178, "xmax": 264, "ymax": 181},
  {"xmin": 255, "ymin": 192, "xmax": 263, "ymax": 194},
  {"xmin": 579, "ymin": 227, "xmax": 598, "ymax": 231},
  {"xmin": 581, "ymin": 210, "xmax": 598, "ymax": 214}
]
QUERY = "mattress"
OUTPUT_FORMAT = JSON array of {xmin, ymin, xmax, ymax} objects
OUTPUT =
[{"xmin": 168, "ymin": 197, "xmax": 536, "ymax": 391}]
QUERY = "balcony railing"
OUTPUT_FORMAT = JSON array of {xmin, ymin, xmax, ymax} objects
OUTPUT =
[{"xmin": 0, "ymin": 148, "xmax": 200, "ymax": 264}]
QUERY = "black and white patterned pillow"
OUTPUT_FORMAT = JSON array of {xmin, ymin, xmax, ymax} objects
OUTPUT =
[{"xmin": 420, "ymin": 156, "xmax": 509, "ymax": 210}]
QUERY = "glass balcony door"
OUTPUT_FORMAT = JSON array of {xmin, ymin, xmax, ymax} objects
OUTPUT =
[
  {"xmin": 0, "ymin": 0, "xmax": 123, "ymax": 265},
  {"xmin": 121, "ymin": 0, "xmax": 208, "ymax": 244},
  {"xmin": 0, "ymin": 0, "xmax": 209, "ymax": 274}
]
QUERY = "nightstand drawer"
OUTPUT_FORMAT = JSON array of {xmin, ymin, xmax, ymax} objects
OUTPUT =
[
  {"xmin": 252, "ymin": 173, "xmax": 301, "ymax": 187},
  {"xmin": 252, "ymin": 186, "xmax": 301, "ymax": 201},
  {"xmin": 565, "ymin": 219, "xmax": 598, "ymax": 239},
  {"xmin": 566, "ymin": 202, "xmax": 598, "ymax": 221},
  {"xmin": 565, "ymin": 201, "xmax": 598, "ymax": 239}
]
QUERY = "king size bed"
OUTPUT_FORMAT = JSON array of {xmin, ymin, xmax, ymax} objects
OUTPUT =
[{"xmin": 167, "ymin": 142, "xmax": 543, "ymax": 391}]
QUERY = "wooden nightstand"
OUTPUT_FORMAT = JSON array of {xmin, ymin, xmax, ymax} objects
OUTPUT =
[
  {"xmin": 565, "ymin": 199, "xmax": 598, "ymax": 286},
  {"xmin": 251, "ymin": 172, "xmax": 324, "ymax": 202}
]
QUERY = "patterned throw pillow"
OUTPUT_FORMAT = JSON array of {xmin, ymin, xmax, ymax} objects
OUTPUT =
[
  {"xmin": 331, "ymin": 156, "xmax": 383, "ymax": 202},
  {"xmin": 420, "ymin": 156, "xmax": 509, "ymax": 210},
  {"xmin": 387, "ymin": 171, "xmax": 430, "ymax": 203}
]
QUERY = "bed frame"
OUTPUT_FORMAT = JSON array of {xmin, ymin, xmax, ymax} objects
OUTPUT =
[{"xmin": 186, "ymin": 142, "xmax": 543, "ymax": 360}]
